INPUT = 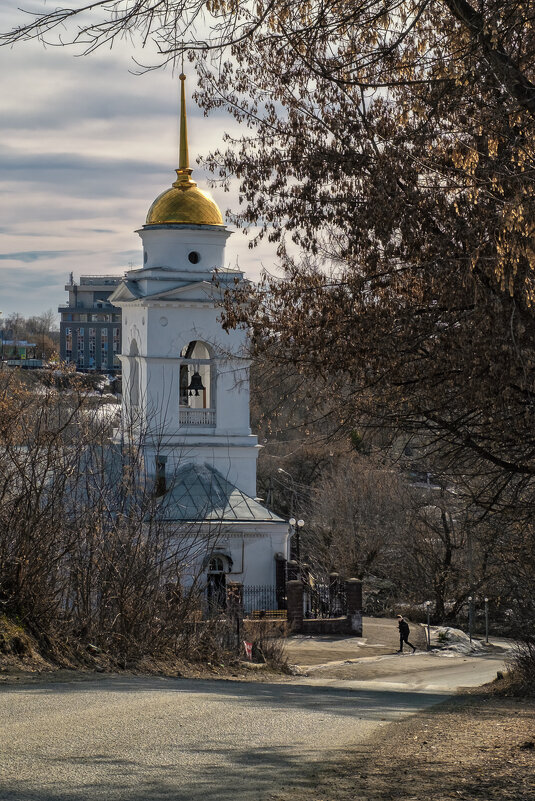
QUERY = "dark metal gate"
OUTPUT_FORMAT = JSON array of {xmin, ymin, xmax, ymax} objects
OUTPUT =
[{"xmin": 305, "ymin": 579, "xmax": 347, "ymax": 618}]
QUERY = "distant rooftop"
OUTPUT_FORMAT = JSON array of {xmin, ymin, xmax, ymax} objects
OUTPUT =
[{"xmin": 79, "ymin": 276, "xmax": 122, "ymax": 286}]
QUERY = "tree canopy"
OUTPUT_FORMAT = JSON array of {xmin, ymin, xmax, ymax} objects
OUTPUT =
[{"xmin": 4, "ymin": 0, "xmax": 535, "ymax": 508}]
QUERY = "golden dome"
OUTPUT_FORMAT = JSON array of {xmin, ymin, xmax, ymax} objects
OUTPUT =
[
  {"xmin": 146, "ymin": 178, "xmax": 223, "ymax": 226},
  {"xmin": 145, "ymin": 73, "xmax": 224, "ymax": 227}
]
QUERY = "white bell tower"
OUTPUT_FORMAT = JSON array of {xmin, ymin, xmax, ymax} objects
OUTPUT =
[{"xmin": 110, "ymin": 74, "xmax": 259, "ymax": 497}]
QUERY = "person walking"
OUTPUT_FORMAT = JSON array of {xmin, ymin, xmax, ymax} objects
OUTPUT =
[{"xmin": 397, "ymin": 614, "xmax": 416, "ymax": 653}]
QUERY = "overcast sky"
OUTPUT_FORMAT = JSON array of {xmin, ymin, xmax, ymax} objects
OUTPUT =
[{"xmin": 0, "ymin": 3, "xmax": 274, "ymax": 321}]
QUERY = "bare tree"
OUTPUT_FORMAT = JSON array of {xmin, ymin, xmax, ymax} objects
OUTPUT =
[
  {"xmin": 0, "ymin": 368, "xmax": 228, "ymax": 665},
  {"xmin": 306, "ymin": 455, "xmax": 408, "ymax": 580}
]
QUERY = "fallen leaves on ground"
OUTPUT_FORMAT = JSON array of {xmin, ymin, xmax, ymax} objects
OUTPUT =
[{"xmin": 273, "ymin": 692, "xmax": 535, "ymax": 801}]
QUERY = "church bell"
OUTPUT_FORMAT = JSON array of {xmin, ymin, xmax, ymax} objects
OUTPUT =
[{"xmin": 187, "ymin": 370, "xmax": 205, "ymax": 396}]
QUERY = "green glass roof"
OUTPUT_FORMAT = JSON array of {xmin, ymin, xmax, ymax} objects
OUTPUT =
[{"xmin": 158, "ymin": 463, "xmax": 284, "ymax": 523}]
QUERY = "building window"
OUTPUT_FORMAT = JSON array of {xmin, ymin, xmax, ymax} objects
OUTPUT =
[
  {"xmin": 207, "ymin": 556, "xmax": 228, "ymax": 610},
  {"xmin": 113, "ymin": 327, "xmax": 120, "ymax": 367},
  {"xmin": 77, "ymin": 327, "xmax": 85, "ymax": 367},
  {"xmin": 65, "ymin": 327, "xmax": 72, "ymax": 363},
  {"xmin": 101, "ymin": 328, "xmax": 108, "ymax": 367},
  {"xmin": 208, "ymin": 556, "xmax": 226, "ymax": 573},
  {"xmin": 88, "ymin": 328, "xmax": 96, "ymax": 370}
]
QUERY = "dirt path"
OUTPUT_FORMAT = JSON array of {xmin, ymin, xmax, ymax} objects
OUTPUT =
[{"xmin": 272, "ymin": 691, "xmax": 535, "ymax": 801}]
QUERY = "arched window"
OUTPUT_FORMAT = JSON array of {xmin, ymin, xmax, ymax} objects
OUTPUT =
[
  {"xmin": 129, "ymin": 339, "xmax": 140, "ymax": 409},
  {"xmin": 206, "ymin": 554, "xmax": 229, "ymax": 610},
  {"xmin": 208, "ymin": 556, "xmax": 226, "ymax": 573},
  {"xmin": 179, "ymin": 340, "xmax": 215, "ymax": 425}
]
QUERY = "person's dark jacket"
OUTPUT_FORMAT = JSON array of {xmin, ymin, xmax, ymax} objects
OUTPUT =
[{"xmin": 398, "ymin": 619, "xmax": 410, "ymax": 637}]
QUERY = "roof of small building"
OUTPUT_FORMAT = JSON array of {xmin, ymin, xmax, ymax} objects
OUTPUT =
[
  {"xmin": 158, "ymin": 462, "xmax": 284, "ymax": 524},
  {"xmin": 58, "ymin": 445, "xmax": 282, "ymax": 526}
]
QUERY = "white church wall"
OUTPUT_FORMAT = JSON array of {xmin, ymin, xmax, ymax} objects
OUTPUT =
[
  {"xmin": 144, "ymin": 358, "xmax": 180, "ymax": 436},
  {"xmin": 144, "ymin": 305, "xmax": 245, "ymax": 358},
  {"xmin": 139, "ymin": 226, "xmax": 231, "ymax": 274},
  {"xmin": 168, "ymin": 524, "xmax": 289, "ymax": 590},
  {"xmin": 214, "ymin": 359, "xmax": 251, "ymax": 434}
]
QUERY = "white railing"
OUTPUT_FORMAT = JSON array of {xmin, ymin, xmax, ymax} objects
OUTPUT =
[{"xmin": 179, "ymin": 408, "xmax": 216, "ymax": 426}]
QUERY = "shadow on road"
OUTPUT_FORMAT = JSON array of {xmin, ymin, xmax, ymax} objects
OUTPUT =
[
  {"xmin": 5, "ymin": 674, "xmax": 448, "ymax": 717},
  {"xmin": 1, "ymin": 678, "xmax": 450, "ymax": 801}
]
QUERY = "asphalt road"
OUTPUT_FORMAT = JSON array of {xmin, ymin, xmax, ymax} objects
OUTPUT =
[{"xmin": 0, "ymin": 654, "xmax": 506, "ymax": 801}]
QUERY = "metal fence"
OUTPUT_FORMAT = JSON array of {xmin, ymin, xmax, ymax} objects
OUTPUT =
[
  {"xmin": 202, "ymin": 579, "xmax": 348, "ymax": 620},
  {"xmin": 305, "ymin": 580, "xmax": 347, "ymax": 619},
  {"xmin": 242, "ymin": 585, "xmax": 287, "ymax": 618}
]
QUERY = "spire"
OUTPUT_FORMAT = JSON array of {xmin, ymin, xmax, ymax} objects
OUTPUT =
[
  {"xmin": 173, "ymin": 73, "xmax": 196, "ymax": 188},
  {"xmin": 145, "ymin": 69, "xmax": 224, "ymax": 226}
]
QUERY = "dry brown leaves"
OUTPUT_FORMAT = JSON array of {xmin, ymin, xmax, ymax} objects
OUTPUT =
[{"xmin": 273, "ymin": 692, "xmax": 535, "ymax": 801}]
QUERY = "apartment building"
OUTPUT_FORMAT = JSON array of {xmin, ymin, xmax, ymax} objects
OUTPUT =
[{"xmin": 59, "ymin": 274, "xmax": 122, "ymax": 372}]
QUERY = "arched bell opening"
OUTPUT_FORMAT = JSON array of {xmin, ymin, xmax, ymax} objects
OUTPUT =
[{"xmin": 179, "ymin": 340, "xmax": 215, "ymax": 425}]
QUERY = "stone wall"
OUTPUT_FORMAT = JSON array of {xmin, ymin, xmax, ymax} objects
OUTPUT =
[{"xmin": 287, "ymin": 578, "xmax": 363, "ymax": 636}]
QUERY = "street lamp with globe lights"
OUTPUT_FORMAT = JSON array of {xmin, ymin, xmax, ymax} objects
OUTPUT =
[
  {"xmin": 289, "ymin": 517, "xmax": 304, "ymax": 569},
  {"xmin": 467, "ymin": 596, "xmax": 473, "ymax": 643},
  {"xmin": 425, "ymin": 600, "xmax": 432, "ymax": 650}
]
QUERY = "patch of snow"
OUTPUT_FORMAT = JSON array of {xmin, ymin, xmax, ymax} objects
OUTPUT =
[
  {"xmin": 428, "ymin": 625, "xmax": 486, "ymax": 655},
  {"xmin": 88, "ymin": 403, "xmax": 121, "ymax": 422}
]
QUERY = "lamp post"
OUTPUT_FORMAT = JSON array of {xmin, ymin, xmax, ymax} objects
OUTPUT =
[
  {"xmin": 467, "ymin": 595, "xmax": 473, "ymax": 644},
  {"xmin": 484, "ymin": 597, "xmax": 489, "ymax": 644},
  {"xmin": 276, "ymin": 469, "xmax": 305, "ymax": 571},
  {"xmin": 425, "ymin": 600, "xmax": 432, "ymax": 650},
  {"xmin": 277, "ymin": 467, "xmax": 297, "ymax": 517},
  {"xmin": 289, "ymin": 517, "xmax": 305, "ymax": 570}
]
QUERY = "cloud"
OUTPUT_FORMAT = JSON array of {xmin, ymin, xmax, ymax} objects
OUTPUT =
[
  {"xmin": 0, "ymin": 250, "xmax": 93, "ymax": 263},
  {"xmin": 0, "ymin": 11, "xmax": 278, "ymax": 317},
  {"xmin": 2, "ymin": 89, "xmax": 173, "ymax": 131},
  {"xmin": 0, "ymin": 146, "xmax": 167, "ymax": 193}
]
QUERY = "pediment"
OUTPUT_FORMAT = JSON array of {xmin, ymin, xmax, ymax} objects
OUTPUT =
[
  {"xmin": 108, "ymin": 281, "xmax": 141, "ymax": 303},
  {"xmin": 145, "ymin": 281, "xmax": 223, "ymax": 303}
]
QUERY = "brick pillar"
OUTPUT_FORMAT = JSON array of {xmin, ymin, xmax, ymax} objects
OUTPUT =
[
  {"xmin": 286, "ymin": 560, "xmax": 299, "ymax": 582},
  {"xmin": 286, "ymin": 580, "xmax": 304, "ymax": 632},
  {"xmin": 346, "ymin": 578, "xmax": 363, "ymax": 636}
]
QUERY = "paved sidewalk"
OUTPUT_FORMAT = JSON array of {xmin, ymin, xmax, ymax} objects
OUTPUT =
[
  {"xmin": 284, "ymin": 617, "xmax": 511, "ymax": 684},
  {"xmin": 284, "ymin": 616, "xmax": 428, "ymax": 667}
]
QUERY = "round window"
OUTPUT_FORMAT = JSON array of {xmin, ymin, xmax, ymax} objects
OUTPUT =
[{"xmin": 188, "ymin": 251, "xmax": 200, "ymax": 264}]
